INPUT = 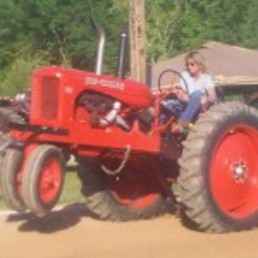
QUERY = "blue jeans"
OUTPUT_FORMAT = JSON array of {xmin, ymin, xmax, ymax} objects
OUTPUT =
[{"xmin": 161, "ymin": 90, "xmax": 203, "ymax": 123}]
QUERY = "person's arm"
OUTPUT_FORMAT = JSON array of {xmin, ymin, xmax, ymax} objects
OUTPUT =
[
  {"xmin": 204, "ymin": 74, "xmax": 217, "ymax": 104},
  {"xmin": 161, "ymin": 85, "xmax": 189, "ymax": 102},
  {"xmin": 161, "ymin": 71, "xmax": 190, "ymax": 102},
  {"xmin": 206, "ymin": 87, "xmax": 217, "ymax": 103},
  {"xmin": 175, "ymin": 71, "xmax": 189, "ymax": 102},
  {"xmin": 175, "ymin": 88, "xmax": 189, "ymax": 102}
]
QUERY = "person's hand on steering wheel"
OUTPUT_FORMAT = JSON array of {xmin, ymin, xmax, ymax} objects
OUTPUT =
[
  {"xmin": 170, "ymin": 85, "xmax": 189, "ymax": 102},
  {"xmin": 158, "ymin": 69, "xmax": 190, "ymax": 102}
]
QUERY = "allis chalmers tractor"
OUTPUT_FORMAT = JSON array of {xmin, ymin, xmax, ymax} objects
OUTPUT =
[{"xmin": 1, "ymin": 27, "xmax": 258, "ymax": 234}]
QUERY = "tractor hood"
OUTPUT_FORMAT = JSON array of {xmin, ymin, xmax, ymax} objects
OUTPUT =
[{"xmin": 32, "ymin": 66, "xmax": 154, "ymax": 109}]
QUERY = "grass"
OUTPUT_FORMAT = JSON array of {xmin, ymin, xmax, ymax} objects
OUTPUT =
[
  {"xmin": 0, "ymin": 170, "xmax": 85, "ymax": 211},
  {"xmin": 0, "ymin": 196, "xmax": 6, "ymax": 210}
]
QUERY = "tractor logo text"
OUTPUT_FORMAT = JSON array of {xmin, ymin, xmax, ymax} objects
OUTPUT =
[{"xmin": 85, "ymin": 77, "xmax": 125, "ymax": 91}]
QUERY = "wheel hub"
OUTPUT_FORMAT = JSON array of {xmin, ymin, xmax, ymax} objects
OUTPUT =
[
  {"xmin": 232, "ymin": 161, "xmax": 248, "ymax": 182},
  {"xmin": 39, "ymin": 158, "xmax": 63, "ymax": 204}
]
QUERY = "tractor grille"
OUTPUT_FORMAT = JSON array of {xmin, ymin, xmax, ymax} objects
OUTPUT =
[{"xmin": 41, "ymin": 76, "xmax": 59, "ymax": 120}]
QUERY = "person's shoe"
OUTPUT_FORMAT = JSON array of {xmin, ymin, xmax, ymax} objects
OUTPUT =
[
  {"xmin": 171, "ymin": 121, "xmax": 194, "ymax": 134},
  {"xmin": 171, "ymin": 123, "xmax": 184, "ymax": 134}
]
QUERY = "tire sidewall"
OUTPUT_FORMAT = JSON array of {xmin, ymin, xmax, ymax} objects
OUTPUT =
[{"xmin": 0, "ymin": 148, "xmax": 25, "ymax": 211}]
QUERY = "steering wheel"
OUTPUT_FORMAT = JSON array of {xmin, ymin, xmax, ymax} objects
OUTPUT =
[{"xmin": 158, "ymin": 69, "xmax": 189, "ymax": 95}]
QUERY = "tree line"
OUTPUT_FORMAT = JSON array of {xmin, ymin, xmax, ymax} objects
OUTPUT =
[{"xmin": 0, "ymin": 0, "xmax": 257, "ymax": 95}]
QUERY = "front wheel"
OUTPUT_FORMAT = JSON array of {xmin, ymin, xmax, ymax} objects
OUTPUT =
[
  {"xmin": 0, "ymin": 148, "xmax": 25, "ymax": 211},
  {"xmin": 21, "ymin": 145, "xmax": 65, "ymax": 217},
  {"xmin": 174, "ymin": 101, "xmax": 258, "ymax": 233},
  {"xmin": 78, "ymin": 157, "xmax": 169, "ymax": 221}
]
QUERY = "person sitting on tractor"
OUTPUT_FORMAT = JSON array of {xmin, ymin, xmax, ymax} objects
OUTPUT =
[{"xmin": 162, "ymin": 51, "xmax": 217, "ymax": 133}]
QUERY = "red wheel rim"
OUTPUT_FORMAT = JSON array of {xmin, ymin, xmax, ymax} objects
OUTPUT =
[
  {"xmin": 210, "ymin": 124, "xmax": 258, "ymax": 219},
  {"xmin": 105, "ymin": 160, "xmax": 163, "ymax": 209},
  {"xmin": 38, "ymin": 158, "xmax": 63, "ymax": 205}
]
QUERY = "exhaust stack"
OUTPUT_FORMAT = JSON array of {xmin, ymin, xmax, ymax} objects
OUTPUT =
[
  {"xmin": 117, "ymin": 31, "xmax": 128, "ymax": 78},
  {"xmin": 95, "ymin": 26, "xmax": 106, "ymax": 75}
]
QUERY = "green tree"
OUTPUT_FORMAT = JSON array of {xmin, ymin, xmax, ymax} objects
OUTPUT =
[
  {"xmin": 240, "ymin": 0, "xmax": 258, "ymax": 48},
  {"xmin": 1, "ymin": 0, "xmax": 258, "ymax": 95}
]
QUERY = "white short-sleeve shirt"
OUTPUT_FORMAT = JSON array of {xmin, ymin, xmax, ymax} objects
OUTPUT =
[{"xmin": 180, "ymin": 71, "xmax": 215, "ymax": 95}]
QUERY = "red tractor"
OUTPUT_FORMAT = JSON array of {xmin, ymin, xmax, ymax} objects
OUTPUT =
[{"xmin": 1, "ymin": 27, "xmax": 258, "ymax": 234}]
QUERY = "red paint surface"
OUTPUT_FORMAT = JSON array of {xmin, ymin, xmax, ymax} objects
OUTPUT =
[{"xmin": 210, "ymin": 124, "xmax": 258, "ymax": 219}]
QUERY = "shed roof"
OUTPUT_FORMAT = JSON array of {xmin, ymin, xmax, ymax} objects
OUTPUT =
[{"xmin": 151, "ymin": 41, "xmax": 258, "ymax": 88}]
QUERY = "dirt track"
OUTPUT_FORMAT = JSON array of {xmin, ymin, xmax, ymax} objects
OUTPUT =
[{"xmin": 0, "ymin": 204, "xmax": 258, "ymax": 258}]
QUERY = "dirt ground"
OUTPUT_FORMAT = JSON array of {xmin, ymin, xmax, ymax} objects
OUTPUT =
[{"xmin": 0, "ymin": 204, "xmax": 258, "ymax": 258}]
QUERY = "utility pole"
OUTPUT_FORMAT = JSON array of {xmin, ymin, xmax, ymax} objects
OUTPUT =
[{"xmin": 129, "ymin": 0, "xmax": 146, "ymax": 83}]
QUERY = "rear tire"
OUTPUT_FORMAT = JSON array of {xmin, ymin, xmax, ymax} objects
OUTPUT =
[
  {"xmin": 21, "ymin": 145, "xmax": 65, "ymax": 217},
  {"xmin": 174, "ymin": 101, "xmax": 258, "ymax": 233},
  {"xmin": 0, "ymin": 148, "xmax": 25, "ymax": 211},
  {"xmin": 78, "ymin": 158, "xmax": 168, "ymax": 221}
]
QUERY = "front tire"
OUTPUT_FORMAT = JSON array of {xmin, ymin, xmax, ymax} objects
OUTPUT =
[
  {"xmin": 21, "ymin": 145, "xmax": 65, "ymax": 217},
  {"xmin": 174, "ymin": 102, "xmax": 258, "ymax": 233},
  {"xmin": 0, "ymin": 148, "xmax": 25, "ymax": 211}
]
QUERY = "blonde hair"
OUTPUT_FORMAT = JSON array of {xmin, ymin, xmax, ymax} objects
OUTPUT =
[{"xmin": 185, "ymin": 51, "xmax": 207, "ymax": 73}]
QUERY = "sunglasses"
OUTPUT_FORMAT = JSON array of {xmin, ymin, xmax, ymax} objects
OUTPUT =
[{"xmin": 186, "ymin": 62, "xmax": 197, "ymax": 67}]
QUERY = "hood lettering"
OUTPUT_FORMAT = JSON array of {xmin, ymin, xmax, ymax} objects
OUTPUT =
[{"xmin": 85, "ymin": 77, "xmax": 125, "ymax": 91}]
